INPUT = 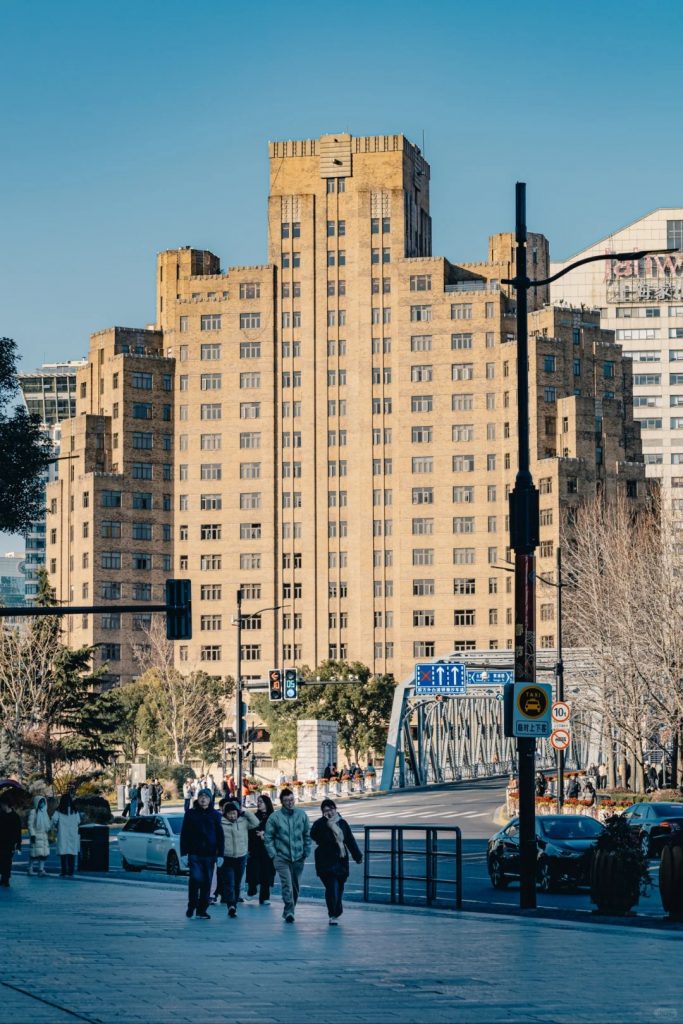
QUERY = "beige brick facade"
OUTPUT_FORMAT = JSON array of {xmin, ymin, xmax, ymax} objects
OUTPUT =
[{"xmin": 46, "ymin": 134, "xmax": 645, "ymax": 686}]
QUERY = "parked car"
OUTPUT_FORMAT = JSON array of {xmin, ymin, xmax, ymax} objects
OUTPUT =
[
  {"xmin": 487, "ymin": 814, "xmax": 605, "ymax": 892},
  {"xmin": 118, "ymin": 814, "xmax": 188, "ymax": 875},
  {"xmin": 620, "ymin": 802, "xmax": 683, "ymax": 858}
]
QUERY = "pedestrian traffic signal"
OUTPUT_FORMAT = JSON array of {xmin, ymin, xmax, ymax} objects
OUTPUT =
[
  {"xmin": 269, "ymin": 668, "xmax": 283, "ymax": 702},
  {"xmin": 284, "ymin": 668, "xmax": 298, "ymax": 701},
  {"xmin": 165, "ymin": 579, "xmax": 192, "ymax": 640}
]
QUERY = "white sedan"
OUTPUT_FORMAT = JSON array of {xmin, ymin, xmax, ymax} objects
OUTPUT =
[{"xmin": 118, "ymin": 814, "xmax": 188, "ymax": 875}]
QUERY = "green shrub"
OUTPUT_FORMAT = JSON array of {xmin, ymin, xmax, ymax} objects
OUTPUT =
[{"xmin": 74, "ymin": 795, "xmax": 112, "ymax": 825}]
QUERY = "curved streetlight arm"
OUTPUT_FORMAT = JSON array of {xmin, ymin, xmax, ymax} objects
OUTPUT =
[{"xmin": 502, "ymin": 247, "xmax": 678, "ymax": 289}]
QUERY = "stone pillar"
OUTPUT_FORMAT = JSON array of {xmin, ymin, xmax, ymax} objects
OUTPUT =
[{"xmin": 296, "ymin": 720, "xmax": 338, "ymax": 781}]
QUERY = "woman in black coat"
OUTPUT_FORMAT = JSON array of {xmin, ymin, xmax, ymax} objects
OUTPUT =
[
  {"xmin": 246, "ymin": 794, "xmax": 276, "ymax": 904},
  {"xmin": 310, "ymin": 798, "xmax": 362, "ymax": 924}
]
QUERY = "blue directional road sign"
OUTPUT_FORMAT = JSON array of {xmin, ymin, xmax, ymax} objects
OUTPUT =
[
  {"xmin": 415, "ymin": 662, "xmax": 466, "ymax": 695},
  {"xmin": 466, "ymin": 668, "xmax": 514, "ymax": 686}
]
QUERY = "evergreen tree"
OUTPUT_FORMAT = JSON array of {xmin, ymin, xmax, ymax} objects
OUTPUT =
[{"xmin": 0, "ymin": 337, "xmax": 55, "ymax": 533}]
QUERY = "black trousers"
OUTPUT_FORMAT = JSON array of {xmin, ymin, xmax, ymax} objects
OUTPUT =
[
  {"xmin": 320, "ymin": 872, "xmax": 346, "ymax": 918},
  {"xmin": 60, "ymin": 854, "xmax": 76, "ymax": 876},
  {"xmin": 0, "ymin": 848, "xmax": 14, "ymax": 884}
]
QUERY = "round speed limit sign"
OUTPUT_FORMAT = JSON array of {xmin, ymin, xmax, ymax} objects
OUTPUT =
[{"xmin": 551, "ymin": 701, "xmax": 571, "ymax": 724}]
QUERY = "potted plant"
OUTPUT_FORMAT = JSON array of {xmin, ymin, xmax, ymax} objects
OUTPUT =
[
  {"xmin": 590, "ymin": 814, "xmax": 650, "ymax": 916},
  {"xmin": 659, "ymin": 837, "xmax": 683, "ymax": 920}
]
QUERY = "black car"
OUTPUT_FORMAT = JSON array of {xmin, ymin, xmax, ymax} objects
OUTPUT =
[
  {"xmin": 621, "ymin": 802, "xmax": 683, "ymax": 858},
  {"xmin": 487, "ymin": 815, "xmax": 605, "ymax": 892}
]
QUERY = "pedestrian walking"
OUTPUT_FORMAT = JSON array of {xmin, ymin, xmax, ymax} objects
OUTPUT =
[
  {"xmin": 123, "ymin": 779, "xmax": 132, "ymax": 818},
  {"xmin": 150, "ymin": 778, "xmax": 163, "ymax": 813},
  {"xmin": 598, "ymin": 763, "xmax": 608, "ymax": 790},
  {"xmin": 180, "ymin": 788, "xmax": 224, "ymax": 920},
  {"xmin": 534, "ymin": 772, "xmax": 547, "ymax": 797},
  {"xmin": 264, "ymin": 787, "xmax": 311, "ymax": 923},
  {"xmin": 218, "ymin": 801, "xmax": 259, "ymax": 917},
  {"xmin": 276, "ymin": 770, "xmax": 287, "ymax": 788},
  {"xmin": 129, "ymin": 782, "xmax": 139, "ymax": 817},
  {"xmin": 246, "ymin": 794, "xmax": 276, "ymax": 905},
  {"xmin": 183, "ymin": 778, "xmax": 193, "ymax": 813},
  {"xmin": 583, "ymin": 780, "xmax": 596, "ymax": 806},
  {"xmin": 51, "ymin": 794, "xmax": 81, "ymax": 877},
  {"xmin": 139, "ymin": 782, "xmax": 151, "ymax": 815},
  {"xmin": 28, "ymin": 796, "xmax": 51, "ymax": 876},
  {"xmin": 310, "ymin": 799, "xmax": 362, "ymax": 925},
  {"xmin": 0, "ymin": 797, "xmax": 22, "ymax": 887}
]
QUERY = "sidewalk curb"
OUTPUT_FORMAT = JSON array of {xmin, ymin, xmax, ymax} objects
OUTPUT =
[{"xmin": 27, "ymin": 871, "xmax": 681, "ymax": 934}]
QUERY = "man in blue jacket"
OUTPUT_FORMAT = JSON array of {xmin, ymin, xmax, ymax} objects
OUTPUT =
[{"xmin": 180, "ymin": 788, "xmax": 224, "ymax": 919}]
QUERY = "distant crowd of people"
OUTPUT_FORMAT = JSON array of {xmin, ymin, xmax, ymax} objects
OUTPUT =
[{"xmin": 123, "ymin": 778, "xmax": 164, "ymax": 818}]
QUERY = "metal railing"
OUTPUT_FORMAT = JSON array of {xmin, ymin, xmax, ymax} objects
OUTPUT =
[{"xmin": 362, "ymin": 825, "xmax": 462, "ymax": 910}]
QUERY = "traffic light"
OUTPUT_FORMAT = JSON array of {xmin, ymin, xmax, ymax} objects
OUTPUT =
[
  {"xmin": 284, "ymin": 668, "xmax": 298, "ymax": 701},
  {"xmin": 166, "ymin": 579, "xmax": 192, "ymax": 640},
  {"xmin": 269, "ymin": 668, "xmax": 283, "ymax": 702}
]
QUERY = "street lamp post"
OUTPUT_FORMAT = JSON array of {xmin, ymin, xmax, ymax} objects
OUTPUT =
[
  {"xmin": 502, "ymin": 182, "xmax": 675, "ymax": 911},
  {"xmin": 234, "ymin": 592, "xmax": 287, "ymax": 799}
]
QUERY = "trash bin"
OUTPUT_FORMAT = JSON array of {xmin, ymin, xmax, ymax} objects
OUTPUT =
[{"xmin": 78, "ymin": 824, "xmax": 110, "ymax": 872}]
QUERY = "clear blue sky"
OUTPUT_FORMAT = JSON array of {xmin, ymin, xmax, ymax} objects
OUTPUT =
[{"xmin": 2, "ymin": 0, "xmax": 682, "ymax": 376}]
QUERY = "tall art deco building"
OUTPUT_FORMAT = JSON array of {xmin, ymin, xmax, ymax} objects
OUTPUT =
[{"xmin": 46, "ymin": 134, "xmax": 645, "ymax": 686}]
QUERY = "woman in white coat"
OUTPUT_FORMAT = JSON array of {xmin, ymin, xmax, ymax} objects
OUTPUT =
[
  {"xmin": 51, "ymin": 794, "xmax": 81, "ymax": 877},
  {"xmin": 28, "ymin": 796, "xmax": 51, "ymax": 876}
]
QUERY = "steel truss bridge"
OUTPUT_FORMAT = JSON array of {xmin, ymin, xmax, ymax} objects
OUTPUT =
[{"xmin": 380, "ymin": 650, "xmax": 596, "ymax": 791}]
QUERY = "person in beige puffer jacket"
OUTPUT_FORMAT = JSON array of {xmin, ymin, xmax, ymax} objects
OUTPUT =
[{"xmin": 218, "ymin": 801, "xmax": 258, "ymax": 916}]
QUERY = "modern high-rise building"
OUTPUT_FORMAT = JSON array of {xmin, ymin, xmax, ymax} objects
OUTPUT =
[
  {"xmin": 550, "ymin": 209, "xmax": 683, "ymax": 493},
  {"xmin": 47, "ymin": 134, "xmax": 645, "ymax": 685},
  {"xmin": 18, "ymin": 360, "xmax": 86, "ymax": 600}
]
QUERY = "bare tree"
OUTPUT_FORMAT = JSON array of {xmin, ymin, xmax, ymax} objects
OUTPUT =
[
  {"xmin": 563, "ymin": 496, "xmax": 662, "ymax": 791},
  {"xmin": 133, "ymin": 616, "xmax": 232, "ymax": 765}
]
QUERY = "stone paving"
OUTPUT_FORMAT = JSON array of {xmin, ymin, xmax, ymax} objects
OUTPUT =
[{"xmin": 0, "ymin": 873, "xmax": 680, "ymax": 1023}]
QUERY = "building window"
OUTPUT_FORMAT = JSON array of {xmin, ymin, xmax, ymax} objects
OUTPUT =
[
  {"xmin": 200, "ymin": 314, "xmax": 222, "ymax": 331},
  {"xmin": 132, "ymin": 372, "xmax": 153, "ymax": 390},
  {"xmin": 413, "ymin": 641, "xmax": 435, "ymax": 658},
  {"xmin": 240, "ymin": 341, "xmax": 261, "ymax": 360},
  {"xmin": 239, "ymin": 282, "xmax": 261, "ymax": 299},
  {"xmin": 410, "ymin": 275, "xmax": 431, "ymax": 292}
]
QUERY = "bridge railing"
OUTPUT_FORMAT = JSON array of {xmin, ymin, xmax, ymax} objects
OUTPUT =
[{"xmin": 362, "ymin": 825, "xmax": 462, "ymax": 910}]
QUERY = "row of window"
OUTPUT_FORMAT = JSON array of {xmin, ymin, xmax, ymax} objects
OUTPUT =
[
  {"xmin": 50, "ymin": 522, "xmax": 171, "ymax": 543},
  {"xmin": 635, "ymin": 417, "xmax": 683, "ymax": 429}
]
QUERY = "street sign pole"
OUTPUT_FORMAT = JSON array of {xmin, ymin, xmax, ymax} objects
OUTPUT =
[{"xmin": 509, "ymin": 183, "xmax": 539, "ymax": 911}]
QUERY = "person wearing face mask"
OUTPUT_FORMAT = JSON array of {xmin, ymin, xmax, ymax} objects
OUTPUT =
[
  {"xmin": 310, "ymin": 799, "xmax": 362, "ymax": 925},
  {"xmin": 264, "ymin": 788, "xmax": 311, "ymax": 923}
]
